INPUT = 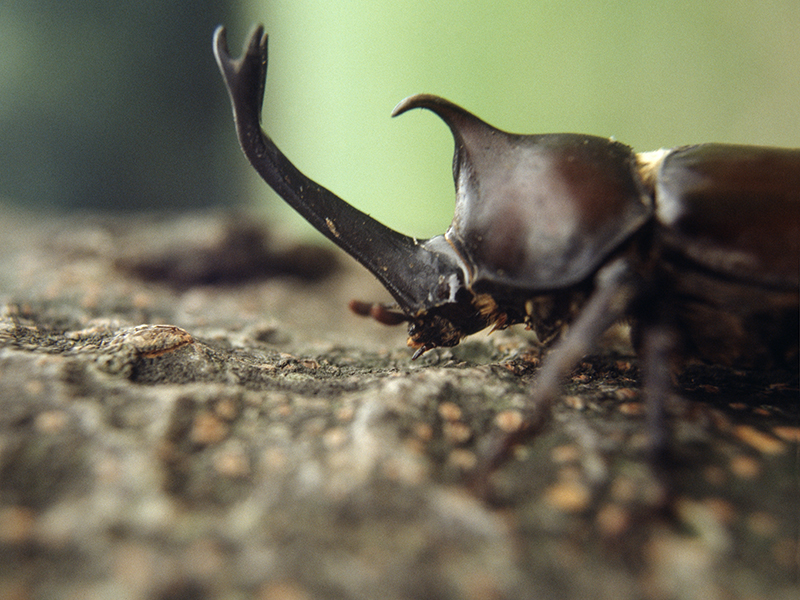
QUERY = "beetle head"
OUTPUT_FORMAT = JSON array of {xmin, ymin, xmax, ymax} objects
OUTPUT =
[
  {"xmin": 214, "ymin": 27, "xmax": 650, "ymax": 355},
  {"xmin": 214, "ymin": 26, "xmax": 493, "ymax": 353}
]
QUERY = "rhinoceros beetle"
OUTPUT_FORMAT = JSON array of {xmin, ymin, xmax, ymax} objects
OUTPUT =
[{"xmin": 213, "ymin": 26, "xmax": 799, "ymax": 460}]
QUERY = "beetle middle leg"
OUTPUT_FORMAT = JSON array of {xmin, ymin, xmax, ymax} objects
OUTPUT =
[{"xmin": 637, "ymin": 322, "xmax": 680, "ymax": 464}]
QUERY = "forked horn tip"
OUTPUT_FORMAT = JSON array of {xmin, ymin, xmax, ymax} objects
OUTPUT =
[
  {"xmin": 213, "ymin": 25, "xmax": 267, "ymax": 68},
  {"xmin": 212, "ymin": 25, "xmax": 229, "ymax": 62},
  {"xmin": 246, "ymin": 24, "xmax": 268, "ymax": 54}
]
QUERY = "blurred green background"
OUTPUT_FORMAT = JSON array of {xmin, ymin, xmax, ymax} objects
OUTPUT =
[
  {"xmin": 0, "ymin": 1, "xmax": 245, "ymax": 212},
  {"xmin": 2, "ymin": 1, "xmax": 799, "ymax": 239}
]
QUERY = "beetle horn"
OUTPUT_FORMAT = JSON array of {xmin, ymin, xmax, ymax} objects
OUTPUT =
[
  {"xmin": 392, "ymin": 94, "xmax": 486, "ymax": 136},
  {"xmin": 391, "ymin": 93, "xmax": 524, "ymax": 223},
  {"xmin": 213, "ymin": 26, "xmax": 464, "ymax": 314},
  {"xmin": 392, "ymin": 93, "xmax": 500, "ymax": 188}
]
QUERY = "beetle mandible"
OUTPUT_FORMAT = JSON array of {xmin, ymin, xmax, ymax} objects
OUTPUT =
[{"xmin": 213, "ymin": 26, "xmax": 799, "ymax": 459}]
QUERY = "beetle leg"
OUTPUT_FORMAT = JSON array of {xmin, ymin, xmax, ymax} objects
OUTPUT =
[
  {"xmin": 473, "ymin": 256, "xmax": 640, "ymax": 484},
  {"xmin": 529, "ymin": 257, "xmax": 639, "ymax": 406},
  {"xmin": 637, "ymin": 323, "xmax": 679, "ymax": 465}
]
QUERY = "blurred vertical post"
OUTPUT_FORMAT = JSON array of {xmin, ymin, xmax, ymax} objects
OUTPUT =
[{"xmin": 0, "ymin": 1, "xmax": 243, "ymax": 211}]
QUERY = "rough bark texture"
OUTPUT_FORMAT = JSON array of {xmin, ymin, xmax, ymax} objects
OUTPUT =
[{"xmin": 0, "ymin": 207, "xmax": 797, "ymax": 600}]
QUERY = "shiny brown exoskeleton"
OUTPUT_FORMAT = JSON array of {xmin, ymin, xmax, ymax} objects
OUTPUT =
[{"xmin": 213, "ymin": 26, "xmax": 799, "ymax": 462}]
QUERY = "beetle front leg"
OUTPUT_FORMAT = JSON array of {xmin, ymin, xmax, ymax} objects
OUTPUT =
[
  {"xmin": 472, "ymin": 257, "xmax": 641, "ymax": 486},
  {"xmin": 529, "ymin": 257, "xmax": 639, "ymax": 407}
]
